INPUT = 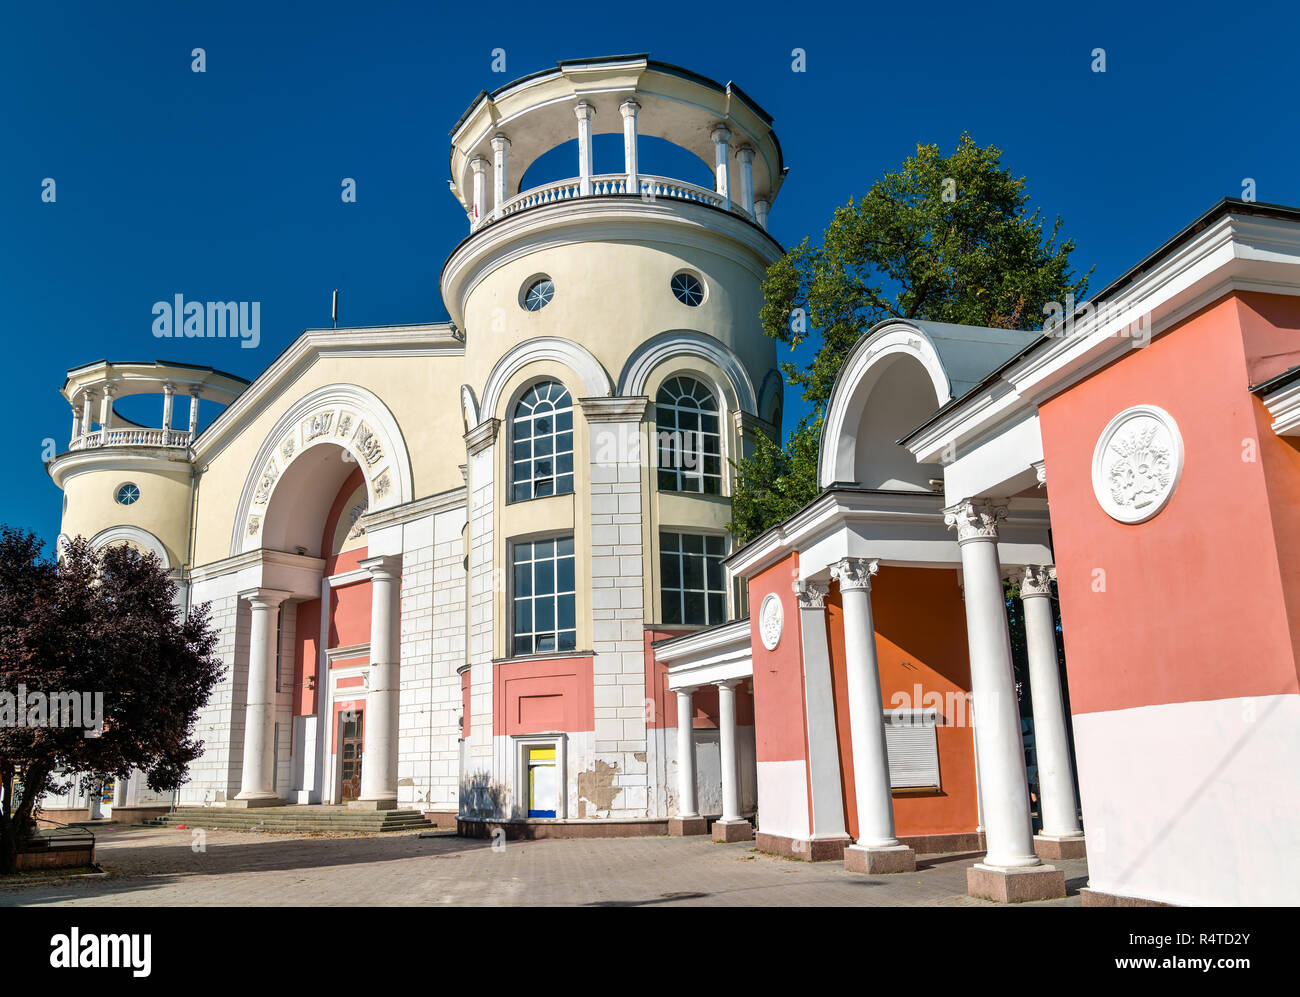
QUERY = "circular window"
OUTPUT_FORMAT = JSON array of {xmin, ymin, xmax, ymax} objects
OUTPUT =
[
  {"xmin": 523, "ymin": 278, "xmax": 554, "ymax": 312},
  {"xmin": 671, "ymin": 271, "xmax": 704, "ymax": 306},
  {"xmin": 115, "ymin": 482, "xmax": 140, "ymax": 506}
]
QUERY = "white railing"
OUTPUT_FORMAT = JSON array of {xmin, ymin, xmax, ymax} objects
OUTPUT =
[
  {"xmin": 481, "ymin": 173, "xmax": 748, "ymax": 230},
  {"xmin": 69, "ymin": 428, "xmax": 192, "ymax": 451}
]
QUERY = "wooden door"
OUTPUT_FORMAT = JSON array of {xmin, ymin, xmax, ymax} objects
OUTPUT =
[{"xmin": 340, "ymin": 711, "xmax": 364, "ymax": 803}]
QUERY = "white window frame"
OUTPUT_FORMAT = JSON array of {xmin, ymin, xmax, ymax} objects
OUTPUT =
[
  {"xmin": 509, "ymin": 536, "xmax": 578, "ymax": 656},
  {"xmin": 659, "ymin": 530, "xmax": 729, "ymax": 626},
  {"xmin": 655, "ymin": 376, "xmax": 723, "ymax": 495},
  {"xmin": 883, "ymin": 707, "xmax": 940, "ymax": 790},
  {"xmin": 509, "ymin": 380, "xmax": 575, "ymax": 502}
]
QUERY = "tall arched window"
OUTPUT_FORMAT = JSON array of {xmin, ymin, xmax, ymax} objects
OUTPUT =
[
  {"xmin": 655, "ymin": 376, "xmax": 722, "ymax": 494},
  {"xmin": 511, "ymin": 381, "xmax": 574, "ymax": 501}
]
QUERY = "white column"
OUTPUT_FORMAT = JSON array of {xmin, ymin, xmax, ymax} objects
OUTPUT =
[
  {"xmin": 80, "ymin": 390, "xmax": 95, "ymax": 436},
  {"xmin": 161, "ymin": 382, "xmax": 175, "ymax": 445},
  {"xmin": 753, "ymin": 198, "xmax": 770, "ymax": 229},
  {"xmin": 70, "ymin": 407, "xmax": 81, "ymax": 445},
  {"xmin": 575, "ymin": 101, "xmax": 596, "ymax": 196},
  {"xmin": 1021, "ymin": 565, "xmax": 1083, "ymax": 840},
  {"xmin": 469, "ymin": 156, "xmax": 488, "ymax": 227},
  {"xmin": 357, "ymin": 555, "xmax": 401, "ymax": 808},
  {"xmin": 98, "ymin": 385, "xmax": 115, "ymax": 431},
  {"xmin": 716, "ymin": 679, "xmax": 742, "ymax": 823},
  {"xmin": 112, "ymin": 774, "xmax": 129, "ymax": 808},
  {"xmin": 711, "ymin": 125, "xmax": 731, "ymax": 208},
  {"xmin": 235, "ymin": 589, "xmax": 290, "ymax": 804},
  {"xmin": 736, "ymin": 144, "xmax": 755, "ymax": 214},
  {"xmin": 944, "ymin": 498, "xmax": 1040, "ymax": 868},
  {"xmin": 490, "ymin": 133, "xmax": 510, "ymax": 220},
  {"xmin": 675, "ymin": 688, "xmax": 698, "ymax": 818},
  {"xmin": 620, "ymin": 98, "xmax": 640, "ymax": 192},
  {"xmin": 831, "ymin": 558, "xmax": 901, "ymax": 848}
]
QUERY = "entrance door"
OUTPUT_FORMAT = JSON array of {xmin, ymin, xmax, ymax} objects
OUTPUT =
[
  {"xmin": 527, "ymin": 746, "xmax": 557, "ymax": 818},
  {"xmin": 340, "ymin": 711, "xmax": 364, "ymax": 803}
]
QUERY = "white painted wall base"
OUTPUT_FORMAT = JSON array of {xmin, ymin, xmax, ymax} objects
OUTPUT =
[{"xmin": 1074, "ymin": 693, "xmax": 1300, "ymax": 906}]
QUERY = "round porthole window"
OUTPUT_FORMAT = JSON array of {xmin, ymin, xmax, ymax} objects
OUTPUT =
[
  {"xmin": 523, "ymin": 277, "xmax": 554, "ymax": 311},
  {"xmin": 115, "ymin": 482, "xmax": 140, "ymax": 506},
  {"xmin": 671, "ymin": 271, "xmax": 704, "ymax": 306}
]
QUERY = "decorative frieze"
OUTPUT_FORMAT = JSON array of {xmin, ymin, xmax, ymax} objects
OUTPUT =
[
  {"xmin": 355, "ymin": 421, "xmax": 384, "ymax": 465},
  {"xmin": 1019, "ymin": 564, "xmax": 1056, "ymax": 599},
  {"xmin": 1091, "ymin": 405, "xmax": 1183, "ymax": 524},
  {"xmin": 305, "ymin": 410, "xmax": 333, "ymax": 441},
  {"xmin": 252, "ymin": 460, "xmax": 279, "ymax": 505},
  {"xmin": 792, "ymin": 578, "xmax": 828, "ymax": 609}
]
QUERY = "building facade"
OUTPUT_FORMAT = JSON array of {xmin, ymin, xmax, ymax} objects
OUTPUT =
[{"xmin": 48, "ymin": 56, "xmax": 785, "ymax": 826}]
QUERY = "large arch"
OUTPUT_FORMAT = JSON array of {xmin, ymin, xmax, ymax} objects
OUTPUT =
[
  {"xmin": 231, "ymin": 384, "xmax": 414, "ymax": 555},
  {"xmin": 818, "ymin": 321, "xmax": 951, "ymax": 489},
  {"xmin": 477, "ymin": 336, "xmax": 612, "ymax": 426},
  {"xmin": 617, "ymin": 330, "xmax": 758, "ymax": 414}
]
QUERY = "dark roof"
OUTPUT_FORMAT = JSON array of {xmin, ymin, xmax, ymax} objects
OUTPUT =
[
  {"xmin": 1251, "ymin": 363, "xmax": 1300, "ymax": 397},
  {"xmin": 897, "ymin": 197, "xmax": 1300, "ymax": 446}
]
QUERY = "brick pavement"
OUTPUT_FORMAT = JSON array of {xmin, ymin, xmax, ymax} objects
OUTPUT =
[{"xmin": 0, "ymin": 825, "xmax": 1088, "ymax": 907}]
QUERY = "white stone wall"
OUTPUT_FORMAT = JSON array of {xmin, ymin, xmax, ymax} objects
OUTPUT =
[
  {"xmin": 588, "ymin": 418, "xmax": 650, "ymax": 818},
  {"xmin": 464, "ymin": 435, "xmax": 500, "ymax": 814},
  {"xmin": 181, "ymin": 587, "xmax": 246, "ymax": 804}
]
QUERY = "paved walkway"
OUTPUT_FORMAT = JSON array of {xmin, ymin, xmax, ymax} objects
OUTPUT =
[{"xmin": 0, "ymin": 825, "xmax": 1088, "ymax": 906}]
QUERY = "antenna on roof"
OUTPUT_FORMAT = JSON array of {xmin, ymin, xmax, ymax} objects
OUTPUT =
[{"xmin": 331, "ymin": 289, "xmax": 339, "ymax": 329}]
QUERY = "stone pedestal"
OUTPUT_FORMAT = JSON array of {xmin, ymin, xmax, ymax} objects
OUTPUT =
[
  {"xmin": 1034, "ymin": 833, "xmax": 1087, "ymax": 860},
  {"xmin": 227, "ymin": 796, "xmax": 285, "ymax": 809},
  {"xmin": 668, "ymin": 816, "xmax": 707, "ymax": 836},
  {"xmin": 844, "ymin": 842, "xmax": 916, "ymax": 875},
  {"xmin": 347, "ymin": 798, "xmax": 399, "ymax": 811},
  {"xmin": 967, "ymin": 862, "xmax": 1066, "ymax": 902},
  {"xmin": 711, "ymin": 818, "xmax": 753, "ymax": 842}
]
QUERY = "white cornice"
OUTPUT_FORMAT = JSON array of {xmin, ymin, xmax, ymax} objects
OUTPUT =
[
  {"xmin": 439, "ymin": 198, "xmax": 782, "ymax": 330},
  {"xmin": 1261, "ymin": 379, "xmax": 1300, "ymax": 436},
  {"xmin": 906, "ymin": 212, "xmax": 1300, "ymax": 463},
  {"xmin": 358, "ymin": 486, "xmax": 468, "ymax": 532},
  {"xmin": 47, "ymin": 448, "xmax": 194, "ymax": 490},
  {"xmin": 191, "ymin": 325, "xmax": 461, "ymax": 465}
]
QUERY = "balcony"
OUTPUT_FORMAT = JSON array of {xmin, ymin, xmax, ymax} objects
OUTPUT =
[{"xmin": 69, "ymin": 427, "xmax": 192, "ymax": 451}]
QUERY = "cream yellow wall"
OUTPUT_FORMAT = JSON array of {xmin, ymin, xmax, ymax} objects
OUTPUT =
[
  {"xmin": 459, "ymin": 237, "xmax": 777, "ymax": 405},
  {"xmin": 190, "ymin": 352, "xmax": 465, "ymax": 567},
  {"xmin": 59, "ymin": 461, "xmax": 194, "ymax": 569}
]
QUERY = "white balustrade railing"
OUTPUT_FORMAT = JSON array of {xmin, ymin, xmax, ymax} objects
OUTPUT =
[
  {"xmin": 69, "ymin": 428, "xmax": 192, "ymax": 451},
  {"xmin": 480, "ymin": 173, "xmax": 748, "ymax": 230}
]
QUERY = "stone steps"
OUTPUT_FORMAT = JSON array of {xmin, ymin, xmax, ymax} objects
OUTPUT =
[{"xmin": 148, "ymin": 807, "xmax": 435, "ymax": 833}]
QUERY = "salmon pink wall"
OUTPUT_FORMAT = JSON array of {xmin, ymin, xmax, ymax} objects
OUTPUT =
[
  {"xmin": 1233, "ymin": 292, "xmax": 1300, "ymax": 385},
  {"xmin": 494, "ymin": 656, "xmax": 595, "ymax": 735},
  {"xmin": 747, "ymin": 553, "xmax": 808, "ymax": 766},
  {"xmin": 329, "ymin": 582, "xmax": 371, "ymax": 649},
  {"xmin": 1040, "ymin": 294, "xmax": 1300, "ymax": 716},
  {"xmin": 293, "ymin": 597, "xmax": 321, "ymax": 715},
  {"xmin": 322, "ymin": 467, "xmax": 369, "ymax": 575},
  {"xmin": 824, "ymin": 567, "xmax": 978, "ymax": 839}
]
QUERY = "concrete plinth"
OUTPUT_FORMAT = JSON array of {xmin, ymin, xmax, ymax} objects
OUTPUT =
[
  {"xmin": 669, "ymin": 816, "xmax": 708, "ymax": 836},
  {"xmin": 347, "ymin": 798, "xmax": 399, "ymax": 811},
  {"xmin": 967, "ymin": 862, "xmax": 1066, "ymax": 903},
  {"xmin": 711, "ymin": 818, "xmax": 753, "ymax": 842},
  {"xmin": 1034, "ymin": 833, "xmax": 1087, "ymax": 860},
  {"xmin": 757, "ymin": 832, "xmax": 851, "ymax": 862},
  {"xmin": 1080, "ymin": 888, "xmax": 1173, "ymax": 907},
  {"xmin": 227, "ymin": 796, "xmax": 286, "ymax": 809},
  {"xmin": 844, "ymin": 843, "xmax": 917, "ymax": 875}
]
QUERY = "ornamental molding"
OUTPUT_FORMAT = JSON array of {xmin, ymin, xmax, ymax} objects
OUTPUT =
[
  {"xmin": 578, "ymin": 395, "xmax": 649, "ymax": 424},
  {"xmin": 793, "ymin": 578, "xmax": 828, "ymax": 610},
  {"xmin": 758, "ymin": 593, "xmax": 784, "ymax": 650},
  {"xmin": 477, "ymin": 337, "xmax": 612, "ymax": 426},
  {"xmin": 464, "ymin": 417, "xmax": 500, "ymax": 456},
  {"xmin": 88, "ymin": 525, "xmax": 170, "ymax": 568},
  {"xmin": 230, "ymin": 383, "xmax": 414, "ymax": 556},
  {"xmin": 1019, "ymin": 564, "xmax": 1057, "ymax": 598},
  {"xmin": 1090, "ymin": 404, "xmax": 1184, "ymax": 524},
  {"xmin": 943, "ymin": 498, "xmax": 1010, "ymax": 543},
  {"xmin": 830, "ymin": 557, "xmax": 879, "ymax": 592},
  {"xmin": 617, "ymin": 330, "xmax": 758, "ymax": 415}
]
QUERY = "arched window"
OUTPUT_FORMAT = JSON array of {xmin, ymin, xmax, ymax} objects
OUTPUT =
[
  {"xmin": 655, "ymin": 376, "xmax": 722, "ymax": 494},
  {"xmin": 511, "ymin": 381, "xmax": 574, "ymax": 501}
]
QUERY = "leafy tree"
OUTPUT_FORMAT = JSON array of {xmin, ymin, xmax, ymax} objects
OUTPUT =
[
  {"xmin": 0, "ymin": 528, "xmax": 223, "ymax": 873},
  {"xmin": 729, "ymin": 134, "xmax": 1090, "ymax": 544}
]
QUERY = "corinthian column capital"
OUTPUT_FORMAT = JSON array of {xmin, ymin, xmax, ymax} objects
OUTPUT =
[
  {"xmin": 830, "ymin": 557, "xmax": 879, "ymax": 592},
  {"xmin": 1019, "ymin": 564, "xmax": 1057, "ymax": 598},
  {"xmin": 943, "ymin": 498, "xmax": 1009, "ymax": 543},
  {"xmin": 793, "ymin": 578, "xmax": 829, "ymax": 609}
]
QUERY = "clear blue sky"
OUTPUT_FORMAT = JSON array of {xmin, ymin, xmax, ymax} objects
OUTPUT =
[{"xmin": 3, "ymin": 0, "xmax": 1297, "ymax": 549}]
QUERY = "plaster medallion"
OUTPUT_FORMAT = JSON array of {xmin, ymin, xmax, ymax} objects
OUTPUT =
[
  {"xmin": 759, "ymin": 593, "xmax": 784, "ymax": 651},
  {"xmin": 1091, "ymin": 404, "xmax": 1184, "ymax": 524}
]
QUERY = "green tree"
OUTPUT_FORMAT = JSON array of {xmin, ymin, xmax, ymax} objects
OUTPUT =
[{"xmin": 728, "ymin": 134, "xmax": 1090, "ymax": 545}]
